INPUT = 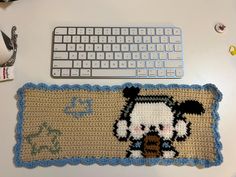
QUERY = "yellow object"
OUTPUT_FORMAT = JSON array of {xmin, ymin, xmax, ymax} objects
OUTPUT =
[{"xmin": 229, "ymin": 45, "xmax": 236, "ymax": 56}]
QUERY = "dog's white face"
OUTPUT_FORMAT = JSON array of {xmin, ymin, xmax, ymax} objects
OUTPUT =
[{"xmin": 129, "ymin": 102, "xmax": 175, "ymax": 140}]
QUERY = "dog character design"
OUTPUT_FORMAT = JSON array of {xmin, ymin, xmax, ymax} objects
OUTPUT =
[{"xmin": 113, "ymin": 86, "xmax": 205, "ymax": 158}]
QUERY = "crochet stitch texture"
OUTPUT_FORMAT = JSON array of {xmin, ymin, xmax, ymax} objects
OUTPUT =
[{"xmin": 15, "ymin": 83, "xmax": 223, "ymax": 168}]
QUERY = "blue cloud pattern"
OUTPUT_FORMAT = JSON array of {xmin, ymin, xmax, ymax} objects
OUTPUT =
[{"xmin": 64, "ymin": 97, "xmax": 93, "ymax": 118}]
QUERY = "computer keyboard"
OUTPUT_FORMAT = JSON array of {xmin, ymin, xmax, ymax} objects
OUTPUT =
[{"xmin": 51, "ymin": 26, "xmax": 184, "ymax": 78}]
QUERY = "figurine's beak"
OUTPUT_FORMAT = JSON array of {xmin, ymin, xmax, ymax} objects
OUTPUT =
[{"xmin": 1, "ymin": 31, "xmax": 13, "ymax": 50}]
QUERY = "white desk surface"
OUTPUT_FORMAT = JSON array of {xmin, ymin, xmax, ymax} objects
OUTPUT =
[{"xmin": 0, "ymin": 0, "xmax": 236, "ymax": 176}]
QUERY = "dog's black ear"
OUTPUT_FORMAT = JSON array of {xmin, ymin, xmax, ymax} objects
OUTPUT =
[
  {"xmin": 179, "ymin": 100, "xmax": 205, "ymax": 115},
  {"xmin": 123, "ymin": 86, "xmax": 140, "ymax": 99}
]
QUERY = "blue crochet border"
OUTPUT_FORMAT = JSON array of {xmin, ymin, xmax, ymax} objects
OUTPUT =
[{"xmin": 14, "ymin": 83, "xmax": 223, "ymax": 168}]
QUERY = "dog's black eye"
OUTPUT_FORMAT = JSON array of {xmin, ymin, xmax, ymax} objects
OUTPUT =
[
  {"xmin": 141, "ymin": 124, "xmax": 145, "ymax": 130},
  {"xmin": 159, "ymin": 124, "xmax": 164, "ymax": 130}
]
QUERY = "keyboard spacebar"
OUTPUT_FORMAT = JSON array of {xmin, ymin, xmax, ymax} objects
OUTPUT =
[{"xmin": 92, "ymin": 69, "xmax": 136, "ymax": 77}]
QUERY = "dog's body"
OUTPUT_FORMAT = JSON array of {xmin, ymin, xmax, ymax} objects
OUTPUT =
[{"xmin": 114, "ymin": 87, "xmax": 205, "ymax": 158}]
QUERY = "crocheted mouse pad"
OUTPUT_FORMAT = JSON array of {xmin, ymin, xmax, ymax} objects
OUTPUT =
[{"xmin": 15, "ymin": 83, "xmax": 223, "ymax": 168}]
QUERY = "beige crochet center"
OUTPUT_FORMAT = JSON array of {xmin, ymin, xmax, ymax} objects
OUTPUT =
[{"xmin": 20, "ymin": 88, "xmax": 216, "ymax": 163}]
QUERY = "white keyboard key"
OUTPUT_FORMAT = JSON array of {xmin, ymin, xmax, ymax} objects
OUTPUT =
[
  {"xmin": 148, "ymin": 69, "xmax": 157, "ymax": 76},
  {"xmin": 124, "ymin": 53, "xmax": 132, "ymax": 60},
  {"xmin": 164, "ymin": 28, "xmax": 173, "ymax": 35},
  {"xmin": 85, "ymin": 44, "xmax": 93, "ymax": 51},
  {"xmin": 133, "ymin": 52, "xmax": 141, "ymax": 59},
  {"xmin": 137, "ymin": 61, "xmax": 145, "ymax": 68},
  {"xmin": 88, "ymin": 52, "xmax": 95, "ymax": 59},
  {"xmin": 155, "ymin": 60, "xmax": 164, "ymax": 67},
  {"xmin": 156, "ymin": 44, "xmax": 165, "ymax": 51},
  {"xmin": 77, "ymin": 44, "xmax": 84, "ymax": 51},
  {"xmin": 101, "ymin": 61, "xmax": 109, "ymax": 68},
  {"xmin": 115, "ymin": 52, "xmax": 122, "ymax": 59},
  {"xmin": 119, "ymin": 61, "xmax": 127, "ymax": 68},
  {"xmin": 130, "ymin": 28, "xmax": 138, "ymax": 35},
  {"xmin": 97, "ymin": 52, "xmax": 105, "ymax": 59},
  {"xmin": 170, "ymin": 36, "xmax": 181, "ymax": 43},
  {"xmin": 121, "ymin": 28, "xmax": 129, "ymax": 35},
  {"xmin": 72, "ymin": 36, "xmax": 80, "ymax": 43},
  {"xmin": 81, "ymin": 36, "xmax": 89, "ymax": 43},
  {"xmin": 156, "ymin": 28, "xmax": 164, "ymax": 35},
  {"xmin": 117, "ymin": 36, "xmax": 124, "ymax": 43},
  {"xmin": 139, "ymin": 28, "xmax": 146, "ymax": 35},
  {"xmin": 92, "ymin": 69, "xmax": 136, "ymax": 77},
  {"xmin": 146, "ymin": 61, "xmax": 155, "ymax": 68},
  {"xmin": 130, "ymin": 44, "xmax": 138, "ymax": 51},
  {"xmin": 106, "ymin": 53, "xmax": 113, "ymax": 60},
  {"xmin": 128, "ymin": 61, "xmax": 136, "ymax": 68},
  {"xmin": 53, "ymin": 52, "xmax": 68, "ymax": 59},
  {"xmin": 80, "ymin": 69, "xmax": 91, "ymax": 76},
  {"xmin": 174, "ymin": 44, "xmax": 182, "ymax": 51},
  {"xmin": 147, "ymin": 28, "xmax": 155, "ymax": 35},
  {"xmin": 121, "ymin": 44, "xmax": 129, "ymax": 51},
  {"xmin": 173, "ymin": 28, "xmax": 181, "ymax": 35},
  {"xmin": 92, "ymin": 61, "xmax": 100, "ymax": 68},
  {"xmin": 159, "ymin": 52, "xmax": 168, "ymax": 59},
  {"xmin": 54, "ymin": 44, "xmax": 66, "ymax": 51},
  {"xmin": 165, "ymin": 60, "xmax": 183, "ymax": 68},
  {"xmin": 166, "ymin": 69, "xmax": 176, "ymax": 77},
  {"xmin": 104, "ymin": 44, "xmax": 111, "ymax": 51},
  {"xmin": 150, "ymin": 52, "xmax": 158, "ymax": 59},
  {"xmin": 55, "ymin": 27, "xmax": 67, "ymax": 35},
  {"xmin": 53, "ymin": 60, "xmax": 72, "ymax": 68},
  {"xmin": 90, "ymin": 36, "xmax": 98, "ymax": 43},
  {"xmin": 148, "ymin": 44, "xmax": 156, "ymax": 51},
  {"xmin": 139, "ymin": 44, "xmax": 147, "ymax": 51},
  {"xmin": 112, "ymin": 28, "xmax": 120, "ymax": 35},
  {"xmin": 77, "ymin": 28, "xmax": 85, "ymax": 35},
  {"xmin": 69, "ymin": 52, "xmax": 77, "ymax": 59},
  {"xmin": 86, "ymin": 28, "xmax": 94, "ymax": 35},
  {"xmin": 78, "ymin": 52, "xmax": 86, "ymax": 59},
  {"xmin": 134, "ymin": 36, "xmax": 142, "ymax": 43},
  {"xmin": 157, "ymin": 69, "xmax": 166, "ymax": 76},
  {"xmin": 168, "ymin": 52, "xmax": 182, "ymax": 59},
  {"xmin": 126, "ymin": 36, "xmax": 133, "ymax": 43},
  {"xmin": 52, "ymin": 69, "xmax": 61, "ymax": 76},
  {"xmin": 68, "ymin": 44, "xmax": 76, "ymax": 51},
  {"xmin": 176, "ymin": 68, "xmax": 184, "ymax": 77},
  {"xmin": 141, "ymin": 52, "xmax": 149, "ymax": 59},
  {"xmin": 110, "ymin": 61, "xmax": 118, "ymax": 68},
  {"xmin": 137, "ymin": 69, "xmax": 147, "ymax": 76},
  {"xmin": 63, "ymin": 36, "xmax": 71, "ymax": 43},
  {"xmin": 99, "ymin": 36, "xmax": 107, "ymax": 43},
  {"xmin": 165, "ymin": 44, "xmax": 174, "ymax": 51},
  {"xmin": 71, "ymin": 69, "xmax": 79, "ymax": 76},
  {"xmin": 151, "ymin": 36, "xmax": 160, "ymax": 43},
  {"xmin": 95, "ymin": 28, "xmax": 103, "ymax": 35},
  {"xmin": 108, "ymin": 36, "xmax": 116, "ymax": 43},
  {"xmin": 104, "ymin": 28, "xmax": 111, "ymax": 35},
  {"xmin": 68, "ymin": 28, "xmax": 76, "ymax": 35},
  {"xmin": 112, "ymin": 44, "xmax": 120, "ymax": 51},
  {"xmin": 94, "ymin": 44, "xmax": 102, "ymax": 51},
  {"xmin": 74, "ymin": 61, "xmax": 82, "ymax": 68},
  {"xmin": 61, "ymin": 69, "xmax": 70, "ymax": 76},
  {"xmin": 83, "ymin": 61, "xmax": 91, "ymax": 68},
  {"xmin": 160, "ymin": 36, "xmax": 168, "ymax": 43},
  {"xmin": 143, "ymin": 36, "xmax": 151, "ymax": 43},
  {"xmin": 54, "ymin": 36, "xmax": 62, "ymax": 43}
]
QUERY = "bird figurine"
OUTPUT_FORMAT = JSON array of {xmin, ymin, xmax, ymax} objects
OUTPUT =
[
  {"xmin": 0, "ymin": 0, "xmax": 18, "ymax": 2},
  {"xmin": 0, "ymin": 26, "xmax": 17, "ymax": 66}
]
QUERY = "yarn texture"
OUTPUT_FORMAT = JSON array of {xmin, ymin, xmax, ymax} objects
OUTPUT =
[{"xmin": 15, "ymin": 83, "xmax": 223, "ymax": 168}]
